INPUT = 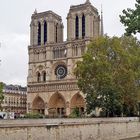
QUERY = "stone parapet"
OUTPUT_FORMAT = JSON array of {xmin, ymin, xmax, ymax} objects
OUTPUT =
[{"xmin": 0, "ymin": 118, "xmax": 140, "ymax": 140}]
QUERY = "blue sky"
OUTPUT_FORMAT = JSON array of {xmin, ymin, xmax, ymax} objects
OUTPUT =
[{"xmin": 0, "ymin": 0, "xmax": 138, "ymax": 86}]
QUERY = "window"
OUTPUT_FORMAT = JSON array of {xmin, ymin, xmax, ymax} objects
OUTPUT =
[
  {"xmin": 44, "ymin": 21, "xmax": 47, "ymax": 44},
  {"xmin": 53, "ymin": 47, "xmax": 67, "ymax": 59},
  {"xmin": 72, "ymin": 45, "xmax": 78, "ymax": 56},
  {"xmin": 37, "ymin": 72, "xmax": 41, "ymax": 82},
  {"xmin": 43, "ymin": 71, "xmax": 46, "ymax": 82},
  {"xmin": 82, "ymin": 14, "xmax": 85, "ymax": 38},
  {"xmin": 56, "ymin": 23, "xmax": 58, "ymax": 43},
  {"xmin": 75, "ymin": 15, "xmax": 79, "ymax": 39},
  {"xmin": 38, "ymin": 22, "xmax": 41, "ymax": 45}
]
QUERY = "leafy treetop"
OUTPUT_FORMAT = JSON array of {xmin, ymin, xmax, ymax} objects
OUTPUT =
[
  {"xmin": 74, "ymin": 36, "xmax": 140, "ymax": 117},
  {"xmin": 120, "ymin": 0, "xmax": 140, "ymax": 35}
]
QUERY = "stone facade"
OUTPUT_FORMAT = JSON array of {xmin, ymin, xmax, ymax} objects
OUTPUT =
[
  {"xmin": 27, "ymin": 0, "xmax": 102, "ymax": 117},
  {"xmin": 1, "ymin": 84, "xmax": 27, "ymax": 115}
]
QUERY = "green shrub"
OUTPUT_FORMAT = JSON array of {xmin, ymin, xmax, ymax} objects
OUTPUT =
[
  {"xmin": 24, "ymin": 113, "xmax": 44, "ymax": 119},
  {"xmin": 69, "ymin": 108, "xmax": 81, "ymax": 118}
]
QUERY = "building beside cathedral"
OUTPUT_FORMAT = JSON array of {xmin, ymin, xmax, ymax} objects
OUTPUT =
[
  {"xmin": 1, "ymin": 84, "xmax": 27, "ymax": 116},
  {"xmin": 27, "ymin": 0, "xmax": 103, "ymax": 117}
]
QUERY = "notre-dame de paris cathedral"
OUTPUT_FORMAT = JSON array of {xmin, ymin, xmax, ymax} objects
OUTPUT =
[{"xmin": 27, "ymin": 0, "xmax": 103, "ymax": 117}]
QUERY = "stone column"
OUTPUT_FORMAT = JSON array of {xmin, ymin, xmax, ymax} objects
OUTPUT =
[
  {"xmin": 46, "ymin": 61, "xmax": 52, "ymax": 80},
  {"xmin": 45, "ymin": 103, "xmax": 48, "ymax": 116},
  {"xmin": 61, "ymin": 24, "xmax": 64, "ymax": 42},
  {"xmin": 30, "ymin": 22, "xmax": 34, "ymax": 46},
  {"xmin": 67, "ymin": 59, "xmax": 73, "ymax": 79},
  {"xmin": 72, "ymin": 17, "xmax": 75, "ymax": 40},
  {"xmin": 94, "ymin": 17, "xmax": 100, "ymax": 38},
  {"xmin": 67, "ymin": 17, "xmax": 70, "ymax": 41},
  {"xmin": 34, "ymin": 21, "xmax": 38, "ymax": 46},
  {"xmin": 67, "ymin": 14, "xmax": 73, "ymax": 41},
  {"xmin": 66, "ymin": 101, "xmax": 70, "ymax": 116},
  {"xmin": 85, "ymin": 13, "xmax": 90, "ymax": 38},
  {"xmin": 78, "ymin": 45, "xmax": 81, "ymax": 56},
  {"xmin": 27, "ymin": 102, "xmax": 30, "ymax": 113},
  {"xmin": 67, "ymin": 44, "xmax": 72, "ymax": 58},
  {"xmin": 90, "ymin": 15, "xmax": 94, "ymax": 38},
  {"xmin": 48, "ymin": 20, "xmax": 55, "ymax": 43},
  {"xmin": 46, "ymin": 45, "xmax": 52, "ymax": 60},
  {"xmin": 57, "ymin": 24, "xmax": 60, "ymax": 43},
  {"xmin": 58, "ymin": 23, "xmax": 63, "ymax": 43}
]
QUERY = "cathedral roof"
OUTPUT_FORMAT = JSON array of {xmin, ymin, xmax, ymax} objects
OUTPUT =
[
  {"xmin": 32, "ymin": 10, "xmax": 62, "ymax": 21},
  {"xmin": 69, "ymin": 0, "xmax": 98, "ymax": 14}
]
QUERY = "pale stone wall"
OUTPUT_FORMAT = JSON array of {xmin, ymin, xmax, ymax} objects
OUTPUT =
[{"xmin": 0, "ymin": 118, "xmax": 140, "ymax": 140}]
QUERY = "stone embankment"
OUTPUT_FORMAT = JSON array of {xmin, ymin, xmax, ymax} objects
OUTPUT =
[{"xmin": 0, "ymin": 117, "xmax": 140, "ymax": 140}]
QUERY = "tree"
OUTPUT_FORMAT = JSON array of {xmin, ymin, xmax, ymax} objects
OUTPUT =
[
  {"xmin": 74, "ymin": 36, "xmax": 140, "ymax": 117},
  {"xmin": 120, "ymin": 0, "xmax": 140, "ymax": 35},
  {"xmin": 0, "ymin": 82, "xmax": 4, "ymax": 111}
]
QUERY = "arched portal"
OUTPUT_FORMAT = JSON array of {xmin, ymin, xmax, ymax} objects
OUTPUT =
[
  {"xmin": 32, "ymin": 96, "xmax": 45, "ymax": 114},
  {"xmin": 48, "ymin": 93, "xmax": 66, "ymax": 117},
  {"xmin": 70, "ymin": 93, "xmax": 85, "ymax": 115}
]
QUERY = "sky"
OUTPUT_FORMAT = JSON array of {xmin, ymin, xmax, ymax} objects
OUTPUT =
[{"xmin": 0, "ymin": 0, "xmax": 138, "ymax": 86}]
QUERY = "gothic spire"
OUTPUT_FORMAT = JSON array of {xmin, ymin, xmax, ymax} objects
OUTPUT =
[
  {"xmin": 34, "ymin": 9, "xmax": 37, "ymax": 14},
  {"xmin": 100, "ymin": 5, "xmax": 104, "ymax": 36}
]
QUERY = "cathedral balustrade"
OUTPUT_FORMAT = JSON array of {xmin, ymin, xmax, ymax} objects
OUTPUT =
[{"xmin": 28, "ymin": 80, "xmax": 79, "ymax": 93}]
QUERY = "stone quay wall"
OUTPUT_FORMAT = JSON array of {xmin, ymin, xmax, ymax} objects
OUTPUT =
[{"xmin": 0, "ymin": 117, "xmax": 140, "ymax": 140}]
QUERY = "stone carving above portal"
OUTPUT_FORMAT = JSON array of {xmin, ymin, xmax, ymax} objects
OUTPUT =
[{"xmin": 28, "ymin": 81, "xmax": 78, "ymax": 93}]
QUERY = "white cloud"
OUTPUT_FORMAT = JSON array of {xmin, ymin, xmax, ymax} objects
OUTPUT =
[{"xmin": 0, "ymin": 33, "xmax": 28, "ymax": 86}]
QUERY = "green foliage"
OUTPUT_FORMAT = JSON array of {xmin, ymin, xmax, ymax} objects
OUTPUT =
[
  {"xmin": 24, "ymin": 113, "xmax": 44, "ymax": 119},
  {"xmin": 120, "ymin": 0, "xmax": 140, "ymax": 35},
  {"xmin": 0, "ymin": 83, "xmax": 4, "ymax": 111},
  {"xmin": 69, "ymin": 108, "xmax": 81, "ymax": 118},
  {"xmin": 74, "ymin": 36, "xmax": 140, "ymax": 117}
]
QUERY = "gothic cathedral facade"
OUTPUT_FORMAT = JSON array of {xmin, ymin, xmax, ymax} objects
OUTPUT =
[{"xmin": 27, "ymin": 0, "xmax": 102, "ymax": 117}]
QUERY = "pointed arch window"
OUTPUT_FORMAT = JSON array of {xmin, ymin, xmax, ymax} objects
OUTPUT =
[
  {"xmin": 43, "ymin": 71, "xmax": 46, "ymax": 82},
  {"xmin": 75, "ymin": 15, "xmax": 79, "ymax": 39},
  {"xmin": 56, "ymin": 23, "xmax": 58, "ymax": 43},
  {"xmin": 82, "ymin": 14, "xmax": 85, "ymax": 38},
  {"xmin": 38, "ymin": 22, "xmax": 41, "ymax": 45},
  {"xmin": 37, "ymin": 72, "xmax": 41, "ymax": 82},
  {"xmin": 44, "ymin": 21, "xmax": 47, "ymax": 44}
]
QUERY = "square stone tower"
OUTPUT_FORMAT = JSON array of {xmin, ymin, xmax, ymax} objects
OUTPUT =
[{"xmin": 27, "ymin": 0, "xmax": 101, "ymax": 117}]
